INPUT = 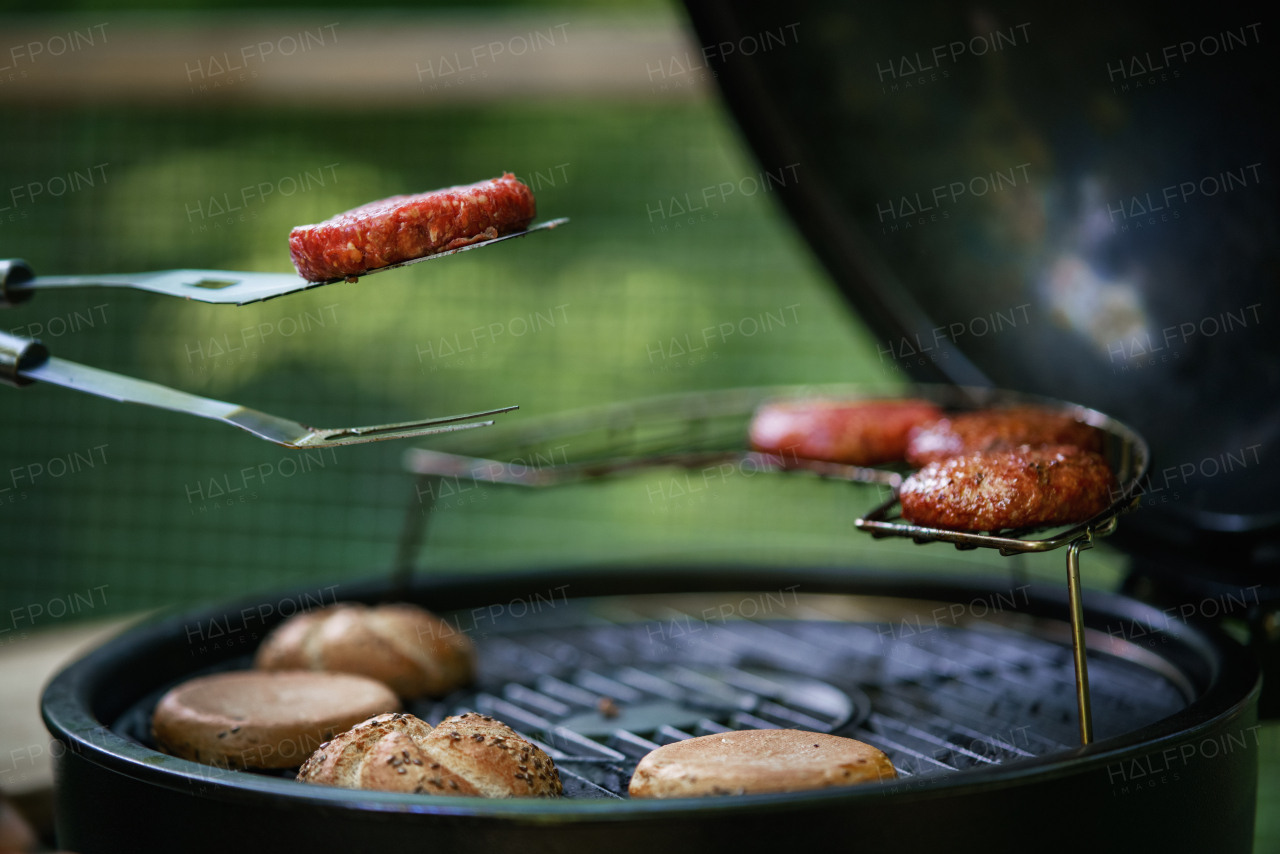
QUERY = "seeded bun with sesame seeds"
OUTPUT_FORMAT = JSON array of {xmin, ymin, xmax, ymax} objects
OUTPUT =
[
  {"xmin": 297, "ymin": 712, "xmax": 562, "ymax": 798},
  {"xmin": 255, "ymin": 602, "xmax": 474, "ymax": 699},
  {"xmin": 628, "ymin": 730, "xmax": 895, "ymax": 799}
]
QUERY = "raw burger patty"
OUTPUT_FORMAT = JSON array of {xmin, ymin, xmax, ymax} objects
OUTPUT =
[
  {"xmin": 906, "ymin": 406, "xmax": 1103, "ymax": 467},
  {"xmin": 289, "ymin": 173, "xmax": 536, "ymax": 282},
  {"xmin": 750, "ymin": 399, "xmax": 942, "ymax": 466},
  {"xmin": 899, "ymin": 445, "xmax": 1116, "ymax": 532}
]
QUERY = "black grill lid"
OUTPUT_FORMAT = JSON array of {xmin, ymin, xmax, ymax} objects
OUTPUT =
[{"xmin": 682, "ymin": 0, "xmax": 1280, "ymax": 560}]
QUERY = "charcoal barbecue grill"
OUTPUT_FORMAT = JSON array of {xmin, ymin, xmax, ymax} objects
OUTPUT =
[
  {"xmin": 39, "ymin": 0, "xmax": 1278, "ymax": 848},
  {"xmin": 42, "ymin": 383, "xmax": 1258, "ymax": 852},
  {"xmin": 41, "ymin": 569, "xmax": 1260, "ymax": 853}
]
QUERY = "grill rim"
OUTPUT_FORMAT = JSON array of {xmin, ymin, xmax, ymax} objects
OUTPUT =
[{"xmin": 42, "ymin": 566, "xmax": 1260, "ymax": 819}]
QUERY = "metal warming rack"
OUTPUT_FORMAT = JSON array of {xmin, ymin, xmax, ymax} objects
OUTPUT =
[{"xmin": 396, "ymin": 384, "xmax": 1150, "ymax": 746}]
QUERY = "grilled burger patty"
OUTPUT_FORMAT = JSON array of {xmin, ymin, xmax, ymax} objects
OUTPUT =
[
  {"xmin": 899, "ymin": 445, "xmax": 1116, "ymax": 532},
  {"xmin": 750, "ymin": 399, "xmax": 942, "ymax": 466},
  {"xmin": 289, "ymin": 173, "xmax": 536, "ymax": 282},
  {"xmin": 906, "ymin": 406, "xmax": 1103, "ymax": 467}
]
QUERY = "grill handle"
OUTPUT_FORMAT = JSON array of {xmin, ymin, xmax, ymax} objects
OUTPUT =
[
  {"xmin": 0, "ymin": 330, "xmax": 49, "ymax": 388},
  {"xmin": 0, "ymin": 259, "xmax": 35, "ymax": 308}
]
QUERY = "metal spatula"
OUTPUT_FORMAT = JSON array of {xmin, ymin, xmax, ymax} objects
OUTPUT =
[
  {"xmin": 0, "ymin": 332, "xmax": 515, "ymax": 448},
  {"xmin": 0, "ymin": 218, "xmax": 568, "ymax": 307}
]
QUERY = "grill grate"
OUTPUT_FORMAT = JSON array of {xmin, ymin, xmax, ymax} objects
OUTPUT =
[
  {"xmin": 110, "ymin": 594, "xmax": 1189, "ymax": 799},
  {"xmin": 406, "ymin": 597, "xmax": 1187, "ymax": 797}
]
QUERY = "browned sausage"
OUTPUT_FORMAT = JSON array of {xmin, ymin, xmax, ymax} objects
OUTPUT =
[
  {"xmin": 289, "ymin": 173, "xmax": 536, "ymax": 282},
  {"xmin": 750, "ymin": 399, "xmax": 943, "ymax": 466},
  {"xmin": 899, "ymin": 445, "xmax": 1116, "ymax": 532},
  {"xmin": 906, "ymin": 406, "xmax": 1103, "ymax": 467}
]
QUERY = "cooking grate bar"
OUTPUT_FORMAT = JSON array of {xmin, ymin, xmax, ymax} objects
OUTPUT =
[
  {"xmin": 473, "ymin": 694, "xmax": 555, "ymax": 733},
  {"xmin": 703, "ymin": 620, "xmax": 846, "ymax": 675},
  {"xmin": 608, "ymin": 730, "xmax": 661, "ymax": 758},
  {"xmin": 696, "ymin": 719, "xmax": 733, "ymax": 735},
  {"xmin": 482, "ymin": 638, "xmax": 562, "ymax": 676},
  {"xmin": 758, "ymin": 623, "xmax": 1081, "ymax": 757},
  {"xmin": 518, "ymin": 734, "xmax": 568, "ymax": 760},
  {"xmin": 654, "ymin": 725, "xmax": 694, "ymax": 745},
  {"xmin": 573, "ymin": 670, "xmax": 644, "ymax": 704},
  {"xmin": 895, "ymin": 680, "xmax": 1075, "ymax": 753},
  {"xmin": 810, "ymin": 626, "xmax": 1062, "ymax": 726},
  {"xmin": 754, "ymin": 701, "xmax": 833, "ymax": 732},
  {"xmin": 657, "ymin": 613, "xmax": 843, "ymax": 676},
  {"xmin": 612, "ymin": 667, "xmax": 687, "ymax": 701},
  {"xmin": 731, "ymin": 712, "xmax": 781, "ymax": 730},
  {"xmin": 852, "ymin": 728, "xmax": 958, "ymax": 774},
  {"xmin": 872, "ymin": 692, "xmax": 1038, "ymax": 759},
  {"xmin": 869, "ymin": 714, "xmax": 999, "ymax": 766},
  {"xmin": 796, "ymin": 623, "xmax": 969, "ymax": 681},
  {"xmin": 556, "ymin": 767, "xmax": 623, "ymax": 799},
  {"xmin": 961, "ymin": 630, "xmax": 1172, "ymax": 724},
  {"xmin": 869, "ymin": 687, "xmax": 1048, "ymax": 758},
  {"xmin": 948, "ymin": 625, "xmax": 1065, "ymax": 668},
  {"xmin": 502, "ymin": 684, "xmax": 573, "ymax": 718},
  {"xmin": 534, "ymin": 675, "xmax": 602, "ymax": 708},
  {"xmin": 928, "ymin": 632, "xmax": 1119, "ymax": 711},
  {"xmin": 716, "ymin": 666, "xmax": 846, "ymax": 725},
  {"xmin": 924, "ymin": 681, "xmax": 1075, "ymax": 748},
  {"xmin": 664, "ymin": 666, "xmax": 755, "ymax": 708},
  {"xmin": 715, "ymin": 666, "xmax": 802, "ymax": 699},
  {"xmin": 549, "ymin": 727, "xmax": 627, "ymax": 760}
]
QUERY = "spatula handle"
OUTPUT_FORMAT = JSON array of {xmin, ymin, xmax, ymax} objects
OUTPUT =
[
  {"xmin": 0, "ymin": 330, "xmax": 48, "ymax": 388},
  {"xmin": 0, "ymin": 259, "xmax": 35, "ymax": 308}
]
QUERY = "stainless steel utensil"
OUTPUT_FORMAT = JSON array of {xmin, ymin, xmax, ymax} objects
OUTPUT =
[
  {"xmin": 0, "ymin": 331, "xmax": 515, "ymax": 448},
  {"xmin": 0, "ymin": 218, "xmax": 568, "ymax": 307}
]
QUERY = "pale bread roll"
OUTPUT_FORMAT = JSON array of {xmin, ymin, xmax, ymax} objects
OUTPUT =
[
  {"xmin": 151, "ymin": 670, "xmax": 400, "ymax": 769},
  {"xmin": 298, "ymin": 712, "xmax": 562, "ymax": 798},
  {"xmin": 628, "ymin": 729, "xmax": 896, "ymax": 798},
  {"xmin": 255, "ymin": 602, "xmax": 473, "ymax": 698}
]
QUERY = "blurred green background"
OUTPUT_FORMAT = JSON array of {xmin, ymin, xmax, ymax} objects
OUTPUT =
[
  {"xmin": 0, "ymin": 97, "xmax": 1138, "ymax": 613},
  {"xmin": 0, "ymin": 6, "xmax": 1131, "ymax": 618}
]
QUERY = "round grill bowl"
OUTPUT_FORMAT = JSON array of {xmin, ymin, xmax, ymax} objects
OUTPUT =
[{"xmin": 42, "ymin": 567, "xmax": 1259, "ymax": 853}]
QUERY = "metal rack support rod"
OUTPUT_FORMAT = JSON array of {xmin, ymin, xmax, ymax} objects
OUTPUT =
[
  {"xmin": 392, "ymin": 474, "xmax": 439, "ymax": 592},
  {"xmin": 1066, "ymin": 538, "xmax": 1094, "ymax": 745}
]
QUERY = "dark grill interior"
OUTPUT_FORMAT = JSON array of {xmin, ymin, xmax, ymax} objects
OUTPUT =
[{"xmin": 113, "ymin": 594, "xmax": 1190, "ymax": 799}]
